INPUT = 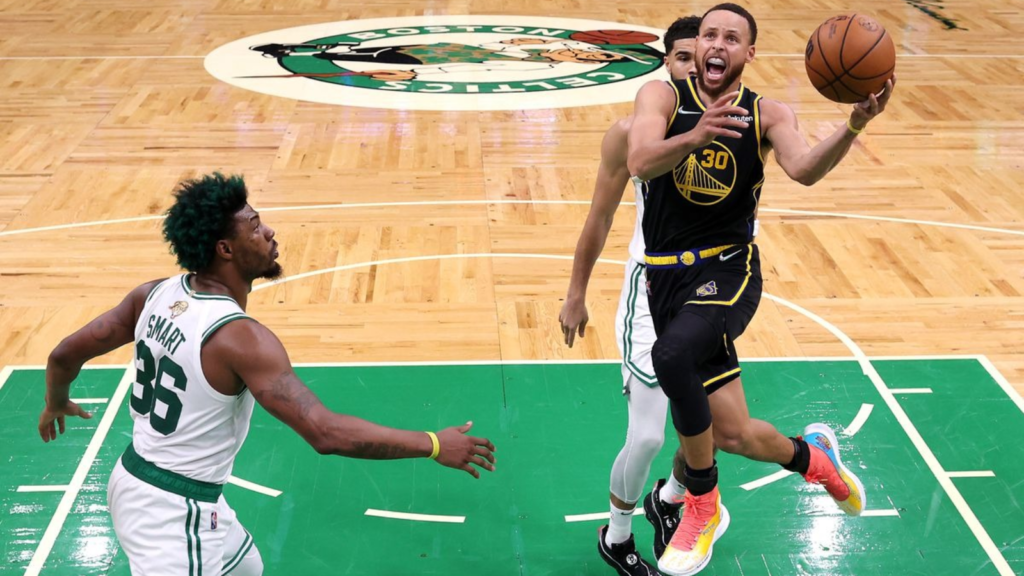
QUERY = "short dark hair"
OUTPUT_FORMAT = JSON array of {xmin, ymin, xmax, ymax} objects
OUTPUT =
[
  {"xmin": 703, "ymin": 3, "xmax": 758, "ymax": 45},
  {"xmin": 163, "ymin": 173, "xmax": 249, "ymax": 273},
  {"xmin": 664, "ymin": 16, "xmax": 702, "ymax": 54}
]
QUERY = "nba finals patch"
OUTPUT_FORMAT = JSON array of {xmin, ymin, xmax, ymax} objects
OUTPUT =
[
  {"xmin": 169, "ymin": 301, "xmax": 189, "ymax": 319},
  {"xmin": 696, "ymin": 281, "xmax": 719, "ymax": 297},
  {"xmin": 205, "ymin": 16, "xmax": 666, "ymax": 111}
]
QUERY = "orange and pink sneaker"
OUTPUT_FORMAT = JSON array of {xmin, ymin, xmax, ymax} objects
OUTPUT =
[
  {"xmin": 802, "ymin": 422, "xmax": 866, "ymax": 516},
  {"xmin": 657, "ymin": 487, "xmax": 730, "ymax": 576}
]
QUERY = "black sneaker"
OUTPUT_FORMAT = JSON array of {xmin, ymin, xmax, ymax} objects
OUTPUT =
[
  {"xmin": 643, "ymin": 478, "xmax": 682, "ymax": 559},
  {"xmin": 597, "ymin": 525, "xmax": 658, "ymax": 576}
]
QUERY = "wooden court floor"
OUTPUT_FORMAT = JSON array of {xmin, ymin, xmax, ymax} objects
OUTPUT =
[{"xmin": 0, "ymin": 0, "xmax": 1023, "ymax": 575}]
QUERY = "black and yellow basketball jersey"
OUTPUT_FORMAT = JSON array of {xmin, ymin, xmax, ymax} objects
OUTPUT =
[{"xmin": 642, "ymin": 76, "xmax": 765, "ymax": 252}]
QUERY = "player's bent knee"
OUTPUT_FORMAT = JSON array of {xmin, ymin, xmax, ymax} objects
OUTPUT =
[
  {"xmin": 632, "ymin": 427, "xmax": 665, "ymax": 462},
  {"xmin": 651, "ymin": 338, "xmax": 698, "ymax": 394},
  {"xmin": 714, "ymin": 425, "xmax": 752, "ymax": 455}
]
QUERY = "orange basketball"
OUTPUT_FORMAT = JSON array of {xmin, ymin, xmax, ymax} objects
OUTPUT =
[
  {"xmin": 805, "ymin": 14, "xmax": 896, "ymax": 104},
  {"xmin": 569, "ymin": 30, "xmax": 659, "ymax": 45}
]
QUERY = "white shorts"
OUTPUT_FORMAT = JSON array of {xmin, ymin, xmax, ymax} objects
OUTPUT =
[
  {"xmin": 108, "ymin": 455, "xmax": 256, "ymax": 576},
  {"xmin": 614, "ymin": 259, "xmax": 659, "ymax": 389}
]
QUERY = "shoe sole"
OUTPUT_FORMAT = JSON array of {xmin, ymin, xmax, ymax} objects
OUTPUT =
[
  {"xmin": 805, "ymin": 422, "xmax": 867, "ymax": 516},
  {"xmin": 656, "ymin": 503, "xmax": 730, "ymax": 576}
]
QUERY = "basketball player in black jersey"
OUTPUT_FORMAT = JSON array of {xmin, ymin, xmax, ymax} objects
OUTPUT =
[{"xmin": 627, "ymin": 4, "xmax": 894, "ymax": 575}]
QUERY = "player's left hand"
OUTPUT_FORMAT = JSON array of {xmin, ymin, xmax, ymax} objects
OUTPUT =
[
  {"xmin": 39, "ymin": 400, "xmax": 93, "ymax": 443},
  {"xmin": 558, "ymin": 296, "xmax": 589, "ymax": 348},
  {"xmin": 850, "ymin": 74, "xmax": 896, "ymax": 131}
]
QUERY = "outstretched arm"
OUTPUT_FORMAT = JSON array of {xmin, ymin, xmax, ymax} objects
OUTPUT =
[
  {"xmin": 559, "ymin": 120, "xmax": 632, "ymax": 347},
  {"xmin": 219, "ymin": 322, "xmax": 496, "ymax": 478},
  {"xmin": 764, "ymin": 76, "xmax": 895, "ymax": 186},
  {"xmin": 39, "ymin": 280, "xmax": 161, "ymax": 442}
]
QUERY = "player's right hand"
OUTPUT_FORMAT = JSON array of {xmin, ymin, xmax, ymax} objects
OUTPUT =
[
  {"xmin": 558, "ymin": 296, "xmax": 589, "ymax": 348},
  {"xmin": 38, "ymin": 401, "xmax": 93, "ymax": 443},
  {"xmin": 689, "ymin": 91, "xmax": 749, "ymax": 147},
  {"xmin": 435, "ymin": 421, "xmax": 496, "ymax": 479}
]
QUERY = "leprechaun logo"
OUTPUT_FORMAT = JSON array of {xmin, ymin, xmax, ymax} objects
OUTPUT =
[{"xmin": 205, "ymin": 16, "xmax": 667, "ymax": 111}]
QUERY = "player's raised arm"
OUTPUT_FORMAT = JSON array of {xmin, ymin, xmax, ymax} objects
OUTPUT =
[
  {"xmin": 559, "ymin": 119, "xmax": 632, "ymax": 347},
  {"xmin": 763, "ymin": 76, "xmax": 896, "ymax": 186},
  {"xmin": 628, "ymin": 82, "xmax": 750, "ymax": 181},
  {"xmin": 39, "ymin": 280, "xmax": 162, "ymax": 442},
  {"xmin": 217, "ymin": 320, "xmax": 497, "ymax": 478}
]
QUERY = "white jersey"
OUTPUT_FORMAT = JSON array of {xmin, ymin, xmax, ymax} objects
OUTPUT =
[
  {"xmin": 627, "ymin": 177, "xmax": 647, "ymax": 264},
  {"xmin": 129, "ymin": 274, "xmax": 256, "ymax": 484}
]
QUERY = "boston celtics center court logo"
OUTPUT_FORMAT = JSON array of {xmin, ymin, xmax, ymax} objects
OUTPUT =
[{"xmin": 205, "ymin": 16, "xmax": 666, "ymax": 111}]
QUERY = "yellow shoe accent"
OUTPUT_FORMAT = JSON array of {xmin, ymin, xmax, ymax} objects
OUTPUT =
[{"xmin": 657, "ymin": 490, "xmax": 730, "ymax": 576}]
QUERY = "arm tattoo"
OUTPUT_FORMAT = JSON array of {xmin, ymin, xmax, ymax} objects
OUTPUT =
[
  {"xmin": 89, "ymin": 319, "xmax": 120, "ymax": 344},
  {"xmin": 348, "ymin": 441, "xmax": 407, "ymax": 460},
  {"xmin": 255, "ymin": 370, "xmax": 320, "ymax": 419}
]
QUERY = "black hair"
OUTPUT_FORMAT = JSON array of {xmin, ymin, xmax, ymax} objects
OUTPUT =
[{"xmin": 162, "ymin": 173, "xmax": 249, "ymax": 272}]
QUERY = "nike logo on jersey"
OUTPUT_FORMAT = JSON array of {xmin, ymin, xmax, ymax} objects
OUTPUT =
[
  {"xmin": 719, "ymin": 248, "xmax": 744, "ymax": 262},
  {"xmin": 678, "ymin": 108, "xmax": 702, "ymax": 115}
]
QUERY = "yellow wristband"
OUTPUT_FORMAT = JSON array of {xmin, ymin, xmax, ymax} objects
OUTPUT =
[
  {"xmin": 425, "ymin": 431, "xmax": 440, "ymax": 460},
  {"xmin": 846, "ymin": 119, "xmax": 865, "ymax": 135}
]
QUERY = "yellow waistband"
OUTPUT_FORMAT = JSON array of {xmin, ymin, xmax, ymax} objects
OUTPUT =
[{"xmin": 643, "ymin": 244, "xmax": 737, "ymax": 267}]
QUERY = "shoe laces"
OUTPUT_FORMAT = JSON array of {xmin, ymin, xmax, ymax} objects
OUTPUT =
[{"xmin": 667, "ymin": 491, "xmax": 717, "ymax": 552}]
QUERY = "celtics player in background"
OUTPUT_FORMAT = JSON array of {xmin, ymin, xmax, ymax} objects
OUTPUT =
[
  {"xmin": 559, "ymin": 16, "xmax": 706, "ymax": 576},
  {"xmin": 38, "ymin": 173, "xmax": 496, "ymax": 576},
  {"xmin": 628, "ymin": 3, "xmax": 894, "ymax": 575}
]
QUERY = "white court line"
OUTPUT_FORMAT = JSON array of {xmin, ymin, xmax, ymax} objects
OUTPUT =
[
  {"xmin": 17, "ymin": 485, "xmax": 69, "ymax": 493},
  {"xmin": 811, "ymin": 508, "xmax": 901, "ymax": 518},
  {"xmin": 24, "ymin": 365, "xmax": 134, "ymax": 576},
  {"xmin": 288, "ymin": 357, "xmax": 855, "ymax": 368},
  {"xmin": 740, "ymin": 469, "xmax": 794, "ymax": 491},
  {"xmin": 70, "ymin": 398, "xmax": 109, "ymax": 404},
  {"xmin": 762, "ymin": 294, "xmax": 1014, "ymax": 576},
  {"xmin": 977, "ymin": 356, "xmax": 1024, "ymax": 416},
  {"xmin": 565, "ymin": 509, "xmax": 643, "ymax": 523},
  {"xmin": 4, "ymin": 201, "xmax": 1024, "ymax": 240},
  {"xmin": 227, "ymin": 475, "xmax": 282, "ymax": 498},
  {"xmin": 0, "ymin": 365, "xmax": 12, "ymax": 392},
  {"xmin": 862, "ymin": 509, "xmax": 899, "ymax": 517},
  {"xmin": 364, "ymin": 509, "xmax": 465, "ymax": 523},
  {"xmin": 947, "ymin": 471, "xmax": 996, "ymax": 478},
  {"xmin": 11, "ymin": 355, "xmax": 991, "ymax": 371},
  {"xmin": 759, "ymin": 208, "xmax": 1024, "ymax": 237},
  {"xmin": 888, "ymin": 388, "xmax": 933, "ymax": 394},
  {"xmin": 841, "ymin": 404, "xmax": 874, "ymax": 437},
  {"xmin": 251, "ymin": 253, "xmax": 622, "ymax": 291}
]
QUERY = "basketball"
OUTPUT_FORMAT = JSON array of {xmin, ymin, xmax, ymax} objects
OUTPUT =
[
  {"xmin": 805, "ymin": 14, "xmax": 896, "ymax": 104},
  {"xmin": 570, "ymin": 30, "xmax": 659, "ymax": 45}
]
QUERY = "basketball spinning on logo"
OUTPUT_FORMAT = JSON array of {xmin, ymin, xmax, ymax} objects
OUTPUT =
[{"xmin": 804, "ymin": 14, "xmax": 896, "ymax": 103}]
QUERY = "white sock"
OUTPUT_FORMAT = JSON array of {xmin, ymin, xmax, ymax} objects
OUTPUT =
[
  {"xmin": 659, "ymin": 472, "xmax": 686, "ymax": 504},
  {"xmin": 605, "ymin": 503, "xmax": 634, "ymax": 546}
]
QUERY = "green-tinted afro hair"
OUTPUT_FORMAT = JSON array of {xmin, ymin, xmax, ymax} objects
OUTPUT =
[{"xmin": 162, "ymin": 173, "xmax": 249, "ymax": 273}]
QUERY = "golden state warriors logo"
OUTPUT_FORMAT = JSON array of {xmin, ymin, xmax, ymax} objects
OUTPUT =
[
  {"xmin": 674, "ymin": 141, "xmax": 737, "ymax": 206},
  {"xmin": 205, "ymin": 16, "xmax": 666, "ymax": 111}
]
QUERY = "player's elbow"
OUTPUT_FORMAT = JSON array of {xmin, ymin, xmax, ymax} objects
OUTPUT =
[
  {"xmin": 791, "ymin": 168, "xmax": 820, "ymax": 187},
  {"xmin": 627, "ymin": 153, "xmax": 653, "ymax": 182},
  {"xmin": 306, "ymin": 427, "xmax": 336, "ymax": 455},
  {"xmin": 48, "ymin": 338, "xmax": 79, "ymax": 370}
]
